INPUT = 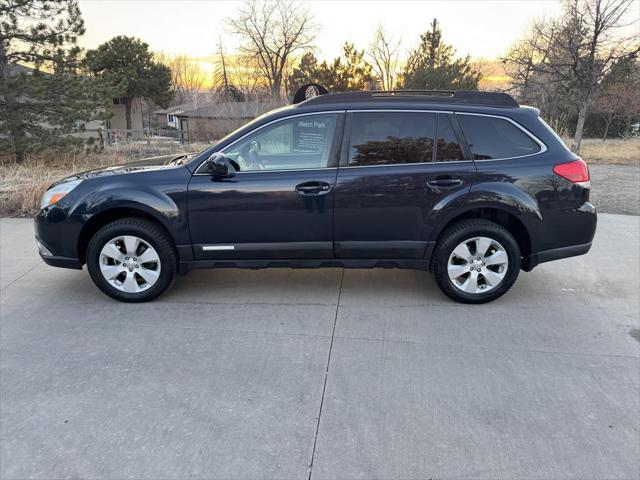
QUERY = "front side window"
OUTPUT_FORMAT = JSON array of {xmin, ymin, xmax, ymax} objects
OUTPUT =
[
  {"xmin": 457, "ymin": 114, "xmax": 541, "ymax": 160},
  {"xmin": 348, "ymin": 112, "xmax": 436, "ymax": 166},
  {"xmin": 224, "ymin": 113, "xmax": 338, "ymax": 172}
]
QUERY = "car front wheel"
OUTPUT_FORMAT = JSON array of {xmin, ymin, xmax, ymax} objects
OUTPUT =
[
  {"xmin": 432, "ymin": 219, "xmax": 520, "ymax": 304},
  {"xmin": 86, "ymin": 217, "xmax": 177, "ymax": 302}
]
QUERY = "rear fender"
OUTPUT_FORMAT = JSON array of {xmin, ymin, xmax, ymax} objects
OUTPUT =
[{"xmin": 425, "ymin": 183, "xmax": 543, "ymax": 260}]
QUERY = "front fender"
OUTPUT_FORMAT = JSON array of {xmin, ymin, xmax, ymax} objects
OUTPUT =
[{"xmin": 69, "ymin": 185, "xmax": 190, "ymax": 245}]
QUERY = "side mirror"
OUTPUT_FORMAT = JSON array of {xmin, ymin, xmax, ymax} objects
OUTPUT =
[{"xmin": 206, "ymin": 153, "xmax": 236, "ymax": 178}]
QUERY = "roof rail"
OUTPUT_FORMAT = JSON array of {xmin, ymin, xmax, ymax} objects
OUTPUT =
[{"xmin": 300, "ymin": 89, "xmax": 519, "ymax": 108}]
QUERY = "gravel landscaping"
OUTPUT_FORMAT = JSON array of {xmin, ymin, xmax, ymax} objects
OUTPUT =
[{"xmin": 589, "ymin": 164, "xmax": 640, "ymax": 215}]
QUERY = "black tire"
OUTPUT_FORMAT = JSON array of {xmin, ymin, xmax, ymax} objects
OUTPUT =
[
  {"xmin": 86, "ymin": 217, "xmax": 177, "ymax": 302},
  {"xmin": 432, "ymin": 219, "xmax": 520, "ymax": 304}
]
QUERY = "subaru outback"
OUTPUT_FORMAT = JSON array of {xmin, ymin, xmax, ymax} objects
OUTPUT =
[{"xmin": 35, "ymin": 88, "xmax": 597, "ymax": 303}]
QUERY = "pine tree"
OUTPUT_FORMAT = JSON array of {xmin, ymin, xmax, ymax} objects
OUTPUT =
[
  {"xmin": 0, "ymin": 0, "xmax": 107, "ymax": 162},
  {"xmin": 288, "ymin": 43, "xmax": 374, "ymax": 94},
  {"xmin": 84, "ymin": 36, "xmax": 173, "ymax": 131},
  {"xmin": 402, "ymin": 19, "xmax": 480, "ymax": 91}
]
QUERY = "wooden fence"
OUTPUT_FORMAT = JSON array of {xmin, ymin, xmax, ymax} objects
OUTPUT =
[{"xmin": 88, "ymin": 128, "xmax": 191, "ymax": 147}]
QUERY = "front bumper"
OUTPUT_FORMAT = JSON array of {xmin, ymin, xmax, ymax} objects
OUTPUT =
[
  {"xmin": 34, "ymin": 206, "xmax": 84, "ymax": 270},
  {"xmin": 36, "ymin": 237, "xmax": 83, "ymax": 269}
]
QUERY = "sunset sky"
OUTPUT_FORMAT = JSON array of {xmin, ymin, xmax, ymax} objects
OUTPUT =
[{"xmin": 77, "ymin": 0, "xmax": 638, "ymax": 65}]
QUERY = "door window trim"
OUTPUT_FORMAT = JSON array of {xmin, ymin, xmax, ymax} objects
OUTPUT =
[
  {"xmin": 339, "ymin": 109, "xmax": 548, "ymax": 168},
  {"xmin": 194, "ymin": 111, "xmax": 344, "ymax": 175},
  {"xmin": 194, "ymin": 109, "xmax": 548, "ymax": 174},
  {"xmin": 340, "ymin": 109, "xmax": 469, "ymax": 168}
]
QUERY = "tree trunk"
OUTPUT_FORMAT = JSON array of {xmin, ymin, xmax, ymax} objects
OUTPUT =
[
  {"xmin": 5, "ymin": 94, "xmax": 26, "ymax": 163},
  {"xmin": 125, "ymin": 97, "xmax": 132, "ymax": 137},
  {"xmin": 271, "ymin": 71, "xmax": 282, "ymax": 100},
  {"xmin": 0, "ymin": 42, "xmax": 24, "ymax": 163},
  {"xmin": 602, "ymin": 113, "xmax": 613, "ymax": 142},
  {"xmin": 602, "ymin": 116, "xmax": 612, "ymax": 143},
  {"xmin": 15, "ymin": 149, "xmax": 24, "ymax": 163},
  {"xmin": 571, "ymin": 101, "xmax": 589, "ymax": 154},
  {"xmin": 271, "ymin": 82, "xmax": 281, "ymax": 100}
]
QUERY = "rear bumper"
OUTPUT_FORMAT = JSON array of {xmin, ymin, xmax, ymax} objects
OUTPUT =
[
  {"xmin": 522, "ymin": 201, "xmax": 596, "ymax": 271},
  {"xmin": 521, "ymin": 241, "xmax": 592, "ymax": 271}
]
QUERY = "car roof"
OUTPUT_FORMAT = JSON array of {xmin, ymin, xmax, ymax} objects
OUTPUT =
[
  {"xmin": 296, "ymin": 90, "xmax": 519, "ymax": 108},
  {"xmin": 272, "ymin": 90, "xmax": 528, "ymax": 118}
]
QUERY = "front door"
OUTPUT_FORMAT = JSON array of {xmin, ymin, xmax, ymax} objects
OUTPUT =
[
  {"xmin": 188, "ymin": 112, "xmax": 343, "ymax": 260},
  {"xmin": 334, "ymin": 110, "xmax": 476, "ymax": 259}
]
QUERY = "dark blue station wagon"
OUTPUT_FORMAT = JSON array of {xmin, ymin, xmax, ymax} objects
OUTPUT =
[{"xmin": 35, "ymin": 89, "xmax": 597, "ymax": 303}]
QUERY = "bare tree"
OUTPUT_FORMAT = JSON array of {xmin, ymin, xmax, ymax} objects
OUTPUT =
[
  {"xmin": 503, "ymin": 19, "xmax": 552, "ymax": 97},
  {"xmin": 367, "ymin": 25, "xmax": 402, "ymax": 90},
  {"xmin": 157, "ymin": 53, "xmax": 209, "ymax": 109},
  {"xmin": 504, "ymin": 0, "xmax": 639, "ymax": 153},
  {"xmin": 218, "ymin": 40, "xmax": 232, "ymax": 97},
  {"xmin": 593, "ymin": 58, "xmax": 640, "ymax": 140},
  {"xmin": 227, "ymin": 0, "xmax": 319, "ymax": 99},
  {"xmin": 211, "ymin": 40, "xmax": 263, "ymax": 101},
  {"xmin": 503, "ymin": 21, "xmax": 576, "ymax": 136},
  {"xmin": 230, "ymin": 55, "xmax": 267, "ymax": 99}
]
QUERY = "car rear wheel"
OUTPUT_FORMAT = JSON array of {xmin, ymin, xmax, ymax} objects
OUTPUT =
[
  {"xmin": 86, "ymin": 218, "xmax": 177, "ymax": 302},
  {"xmin": 432, "ymin": 219, "xmax": 520, "ymax": 303}
]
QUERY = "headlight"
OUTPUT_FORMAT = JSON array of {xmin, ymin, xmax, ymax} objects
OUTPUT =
[{"xmin": 40, "ymin": 179, "xmax": 83, "ymax": 209}]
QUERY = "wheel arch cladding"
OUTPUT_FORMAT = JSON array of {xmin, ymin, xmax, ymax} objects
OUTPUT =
[
  {"xmin": 430, "ymin": 207, "xmax": 532, "ymax": 265},
  {"xmin": 77, "ymin": 207, "xmax": 178, "ymax": 264}
]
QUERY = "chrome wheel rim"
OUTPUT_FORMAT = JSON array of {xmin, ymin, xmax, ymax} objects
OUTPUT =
[
  {"xmin": 99, "ymin": 235, "xmax": 161, "ymax": 293},
  {"xmin": 447, "ymin": 236, "xmax": 509, "ymax": 294}
]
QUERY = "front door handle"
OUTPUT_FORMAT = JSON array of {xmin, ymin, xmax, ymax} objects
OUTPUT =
[
  {"xmin": 426, "ymin": 177, "xmax": 464, "ymax": 189},
  {"xmin": 296, "ymin": 181, "xmax": 331, "ymax": 195}
]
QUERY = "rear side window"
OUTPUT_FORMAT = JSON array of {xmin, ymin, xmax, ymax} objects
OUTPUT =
[
  {"xmin": 457, "ymin": 114, "xmax": 541, "ymax": 160},
  {"xmin": 348, "ymin": 112, "xmax": 436, "ymax": 166}
]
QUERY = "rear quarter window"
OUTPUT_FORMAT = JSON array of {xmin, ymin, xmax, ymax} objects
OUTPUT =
[{"xmin": 457, "ymin": 114, "xmax": 541, "ymax": 160}]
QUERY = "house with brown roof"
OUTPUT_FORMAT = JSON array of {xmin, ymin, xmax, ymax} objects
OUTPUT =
[
  {"xmin": 152, "ymin": 103, "xmax": 193, "ymax": 129},
  {"xmin": 174, "ymin": 100, "xmax": 285, "ymax": 141}
]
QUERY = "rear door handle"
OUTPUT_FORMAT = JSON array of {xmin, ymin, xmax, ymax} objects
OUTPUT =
[
  {"xmin": 426, "ymin": 177, "xmax": 464, "ymax": 189},
  {"xmin": 296, "ymin": 181, "xmax": 331, "ymax": 195}
]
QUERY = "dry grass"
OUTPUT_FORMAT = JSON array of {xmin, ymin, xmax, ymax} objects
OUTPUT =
[
  {"xmin": 1, "ymin": 138, "xmax": 638, "ymax": 217},
  {"xmin": 0, "ymin": 143, "xmax": 203, "ymax": 217},
  {"xmin": 579, "ymin": 138, "xmax": 640, "ymax": 166}
]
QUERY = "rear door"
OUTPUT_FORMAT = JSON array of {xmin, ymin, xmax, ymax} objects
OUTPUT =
[{"xmin": 333, "ymin": 110, "xmax": 476, "ymax": 259}]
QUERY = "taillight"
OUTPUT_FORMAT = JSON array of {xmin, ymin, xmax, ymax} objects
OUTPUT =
[{"xmin": 553, "ymin": 159, "xmax": 590, "ymax": 187}]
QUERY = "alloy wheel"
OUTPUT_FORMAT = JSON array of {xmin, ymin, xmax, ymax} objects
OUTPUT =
[
  {"xmin": 447, "ymin": 236, "xmax": 509, "ymax": 294},
  {"xmin": 98, "ymin": 235, "xmax": 161, "ymax": 293}
]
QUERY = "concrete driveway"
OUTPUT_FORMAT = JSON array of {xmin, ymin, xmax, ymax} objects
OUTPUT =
[{"xmin": 1, "ymin": 214, "xmax": 638, "ymax": 480}]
